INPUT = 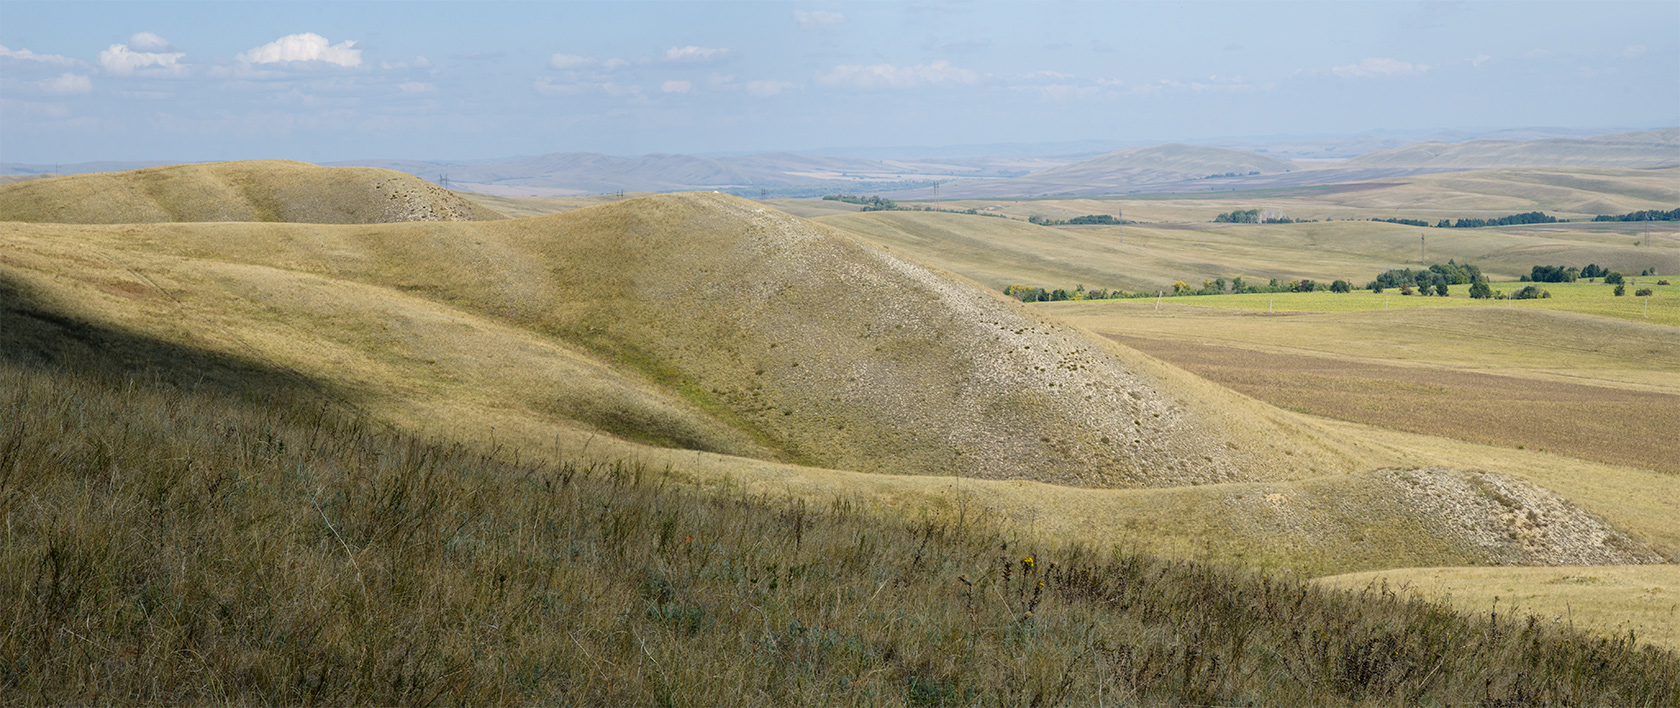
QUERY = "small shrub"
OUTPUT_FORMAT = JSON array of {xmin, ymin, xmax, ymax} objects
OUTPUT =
[
  {"xmin": 1635, "ymin": 288, "xmax": 1654, "ymax": 297},
  {"xmin": 1615, "ymin": 284, "xmax": 1627, "ymax": 296}
]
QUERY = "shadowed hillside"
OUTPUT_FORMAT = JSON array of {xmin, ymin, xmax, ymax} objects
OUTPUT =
[
  {"xmin": 0, "ymin": 160, "xmax": 505, "ymax": 224},
  {"xmin": 2, "ymin": 192, "xmax": 1357, "ymax": 486}
]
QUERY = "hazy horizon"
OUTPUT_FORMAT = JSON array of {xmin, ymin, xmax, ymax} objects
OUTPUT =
[{"xmin": 3, "ymin": 1, "xmax": 1677, "ymax": 164}]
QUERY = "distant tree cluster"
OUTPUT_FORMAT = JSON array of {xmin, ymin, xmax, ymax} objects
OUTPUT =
[
  {"xmin": 1027, "ymin": 214, "xmax": 1131, "ymax": 226},
  {"xmin": 1002, "ymin": 283, "xmax": 1128, "ymax": 302},
  {"xmin": 822, "ymin": 194, "xmax": 898, "ymax": 211},
  {"xmin": 1197, "ymin": 170, "xmax": 1261, "ymax": 180},
  {"xmin": 1524, "ymin": 265, "xmax": 1579, "ymax": 283},
  {"xmin": 1371, "ymin": 217, "xmax": 1430, "ymax": 227},
  {"xmin": 1435, "ymin": 212, "xmax": 1559, "ymax": 228},
  {"xmin": 1593, "ymin": 207, "xmax": 1679, "ymax": 222},
  {"xmin": 1367, "ymin": 261, "xmax": 1484, "ymax": 292},
  {"xmin": 1214, "ymin": 209, "xmax": 1301, "ymax": 224},
  {"xmin": 1510, "ymin": 285, "xmax": 1551, "ymax": 300}
]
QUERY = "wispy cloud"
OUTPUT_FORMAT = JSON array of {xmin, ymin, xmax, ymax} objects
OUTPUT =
[
  {"xmin": 661, "ymin": 80, "xmax": 691, "ymax": 94},
  {"xmin": 745, "ymin": 79, "xmax": 796, "ymax": 97},
  {"xmin": 127, "ymin": 32, "xmax": 178, "ymax": 53},
  {"xmin": 98, "ymin": 34, "xmax": 187, "ymax": 76},
  {"xmin": 398, "ymin": 82, "xmax": 437, "ymax": 94},
  {"xmin": 794, "ymin": 10, "xmax": 846, "ymax": 30},
  {"xmin": 1330, "ymin": 57, "xmax": 1429, "ymax": 78},
  {"xmin": 0, "ymin": 44, "xmax": 82, "ymax": 66},
  {"xmin": 821, "ymin": 60, "xmax": 977, "ymax": 88},
  {"xmin": 239, "ymin": 33, "xmax": 361, "ymax": 68},
  {"xmin": 533, "ymin": 77, "xmax": 643, "ymax": 97},
  {"xmin": 42, "ymin": 72, "xmax": 93, "ymax": 95},
  {"xmin": 664, "ymin": 46, "xmax": 733, "ymax": 64}
]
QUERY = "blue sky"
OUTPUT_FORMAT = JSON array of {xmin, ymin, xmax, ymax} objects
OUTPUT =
[{"xmin": 2, "ymin": 1, "xmax": 1676, "ymax": 163}]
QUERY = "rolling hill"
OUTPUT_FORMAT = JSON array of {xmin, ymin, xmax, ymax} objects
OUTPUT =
[
  {"xmin": 5, "ymin": 161, "xmax": 1674, "ymax": 579},
  {"xmin": 0, "ymin": 160, "xmax": 505, "ymax": 224},
  {"xmin": 1345, "ymin": 127, "xmax": 1680, "ymax": 169}
]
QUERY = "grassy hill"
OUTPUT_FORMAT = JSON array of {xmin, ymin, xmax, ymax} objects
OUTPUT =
[
  {"xmin": 1346, "ymin": 128, "xmax": 1680, "ymax": 169},
  {"xmin": 1, "ymin": 191, "xmax": 1371, "ymax": 488},
  {"xmin": 0, "ymin": 160, "xmax": 505, "ymax": 224},
  {"xmin": 7, "ymin": 349, "xmax": 1676, "ymax": 704},
  {"xmin": 8, "ymin": 160, "xmax": 1680, "ymax": 681}
]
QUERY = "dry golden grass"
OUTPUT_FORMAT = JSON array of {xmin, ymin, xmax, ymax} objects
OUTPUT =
[
  {"xmin": 8, "ymin": 183, "xmax": 1680, "ymax": 673},
  {"xmin": 0, "ymin": 160, "xmax": 505, "ymax": 224},
  {"xmin": 1106, "ymin": 333, "xmax": 1680, "ymax": 474},
  {"xmin": 9, "ymin": 352, "xmax": 1675, "ymax": 704},
  {"xmin": 1318, "ymin": 565, "xmax": 1680, "ymax": 651},
  {"xmin": 1, "ymin": 193, "xmax": 1372, "ymax": 489}
]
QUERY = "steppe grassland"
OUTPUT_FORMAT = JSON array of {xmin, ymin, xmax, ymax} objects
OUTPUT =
[
  {"xmin": 9, "ymin": 360, "xmax": 1676, "ymax": 705},
  {"xmin": 1317, "ymin": 565, "xmax": 1680, "ymax": 651},
  {"xmin": 926, "ymin": 167, "xmax": 1680, "ymax": 223},
  {"xmin": 9, "ymin": 202, "xmax": 1675, "ymax": 577},
  {"xmin": 817, "ymin": 210, "xmax": 1680, "ymax": 296}
]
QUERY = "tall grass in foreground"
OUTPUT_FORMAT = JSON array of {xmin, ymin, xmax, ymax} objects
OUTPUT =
[{"xmin": 2, "ymin": 360, "xmax": 1677, "ymax": 706}]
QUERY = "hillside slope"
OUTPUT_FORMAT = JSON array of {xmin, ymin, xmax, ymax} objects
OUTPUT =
[
  {"xmin": 0, "ymin": 192, "xmax": 1366, "ymax": 487},
  {"xmin": 1346, "ymin": 127, "xmax": 1680, "ymax": 169},
  {"xmin": 0, "ymin": 160, "xmax": 505, "ymax": 224}
]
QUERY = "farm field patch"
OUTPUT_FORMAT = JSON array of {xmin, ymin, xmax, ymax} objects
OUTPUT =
[{"xmin": 1105, "ymin": 334, "xmax": 1680, "ymax": 474}]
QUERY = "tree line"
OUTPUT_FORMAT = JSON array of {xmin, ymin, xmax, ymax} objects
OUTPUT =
[{"xmin": 1593, "ymin": 207, "xmax": 1679, "ymax": 222}]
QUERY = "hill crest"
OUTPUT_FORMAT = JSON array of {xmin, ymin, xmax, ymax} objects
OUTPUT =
[{"xmin": 0, "ymin": 160, "xmax": 505, "ymax": 224}]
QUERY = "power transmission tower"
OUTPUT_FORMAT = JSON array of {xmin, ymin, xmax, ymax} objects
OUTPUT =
[
  {"xmin": 440, "ymin": 173, "xmax": 450, "ymax": 190},
  {"xmin": 1421, "ymin": 233, "xmax": 1427, "ymax": 265}
]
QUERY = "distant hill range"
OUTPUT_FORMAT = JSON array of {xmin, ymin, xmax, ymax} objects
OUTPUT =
[
  {"xmin": 1343, "ymin": 128, "xmax": 1680, "ymax": 169},
  {"xmin": 3, "ymin": 128, "xmax": 1671, "ymax": 200}
]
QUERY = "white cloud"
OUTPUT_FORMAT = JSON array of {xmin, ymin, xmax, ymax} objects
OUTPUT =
[
  {"xmin": 533, "ymin": 77, "xmax": 642, "ymax": 97},
  {"xmin": 661, "ymin": 80, "xmax": 691, "ymax": 94},
  {"xmin": 127, "ymin": 32, "xmax": 178, "ymax": 53},
  {"xmin": 398, "ymin": 82, "xmax": 437, "ymax": 94},
  {"xmin": 98, "ymin": 42, "xmax": 186, "ymax": 76},
  {"xmin": 794, "ymin": 10, "xmax": 846, "ymax": 29},
  {"xmin": 0, "ymin": 44, "xmax": 82, "ymax": 66},
  {"xmin": 1472, "ymin": 54, "xmax": 1492, "ymax": 68},
  {"xmin": 550, "ymin": 54, "xmax": 626, "ymax": 72},
  {"xmin": 745, "ymin": 79, "xmax": 795, "ymax": 96},
  {"xmin": 1330, "ymin": 57, "xmax": 1428, "ymax": 78},
  {"xmin": 551, "ymin": 53, "xmax": 596, "ymax": 69},
  {"xmin": 41, "ymin": 72, "xmax": 92, "ymax": 95},
  {"xmin": 239, "ymin": 33, "xmax": 361, "ymax": 67},
  {"xmin": 821, "ymin": 60, "xmax": 977, "ymax": 88},
  {"xmin": 1620, "ymin": 45, "xmax": 1647, "ymax": 58},
  {"xmin": 665, "ymin": 46, "xmax": 733, "ymax": 64}
]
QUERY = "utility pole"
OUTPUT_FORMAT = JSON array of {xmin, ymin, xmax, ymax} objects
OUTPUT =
[{"xmin": 1421, "ymin": 233, "xmax": 1427, "ymax": 265}]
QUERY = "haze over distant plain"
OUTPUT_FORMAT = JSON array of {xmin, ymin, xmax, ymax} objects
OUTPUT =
[{"xmin": 1, "ymin": 1, "xmax": 1676, "ymax": 164}]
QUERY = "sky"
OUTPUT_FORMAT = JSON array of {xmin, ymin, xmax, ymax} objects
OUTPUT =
[{"xmin": 2, "ymin": 1, "xmax": 1677, "ymax": 164}]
